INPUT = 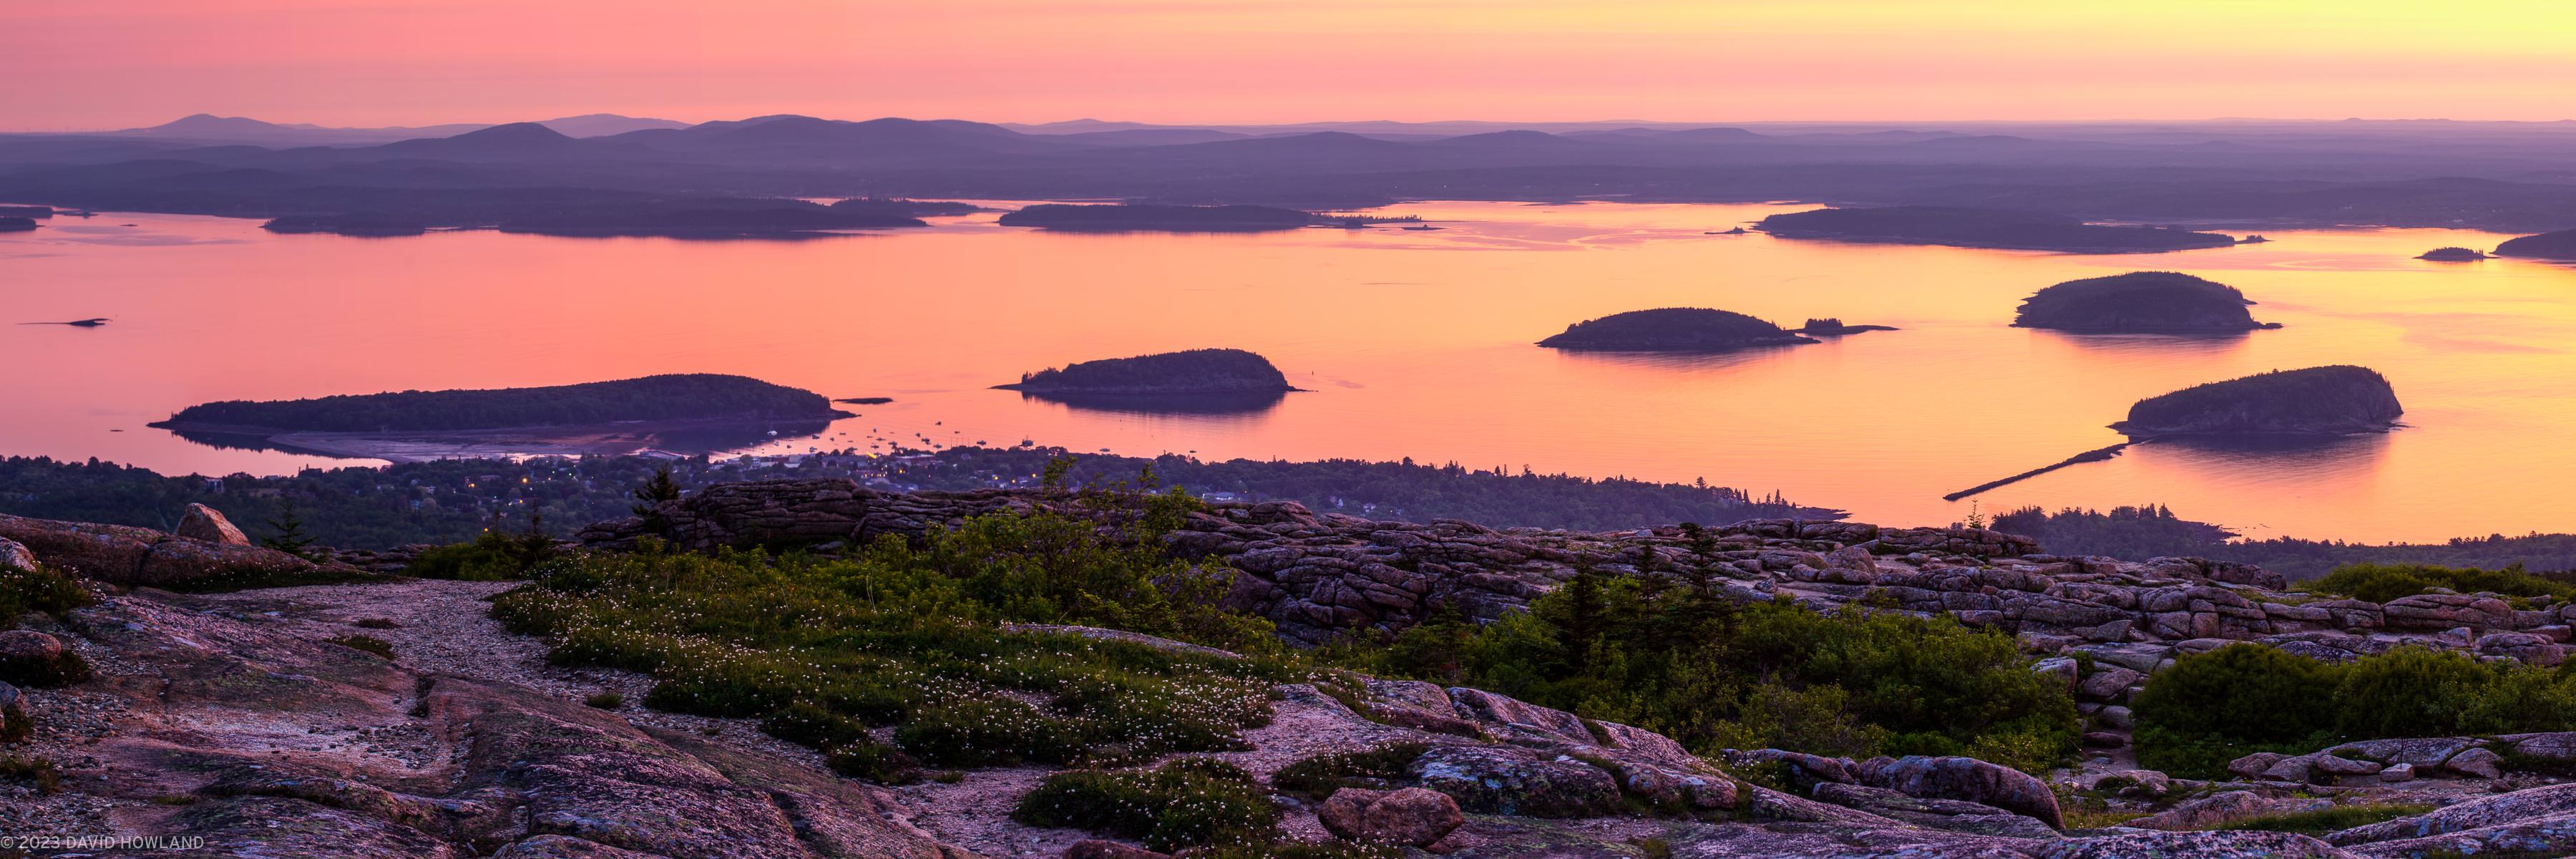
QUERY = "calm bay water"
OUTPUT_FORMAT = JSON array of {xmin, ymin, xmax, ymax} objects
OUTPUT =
[{"xmin": 6, "ymin": 200, "xmax": 2572, "ymax": 543}]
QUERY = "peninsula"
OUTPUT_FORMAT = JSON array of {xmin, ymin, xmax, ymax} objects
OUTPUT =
[
  {"xmin": 2110, "ymin": 366, "xmax": 2403, "ymax": 438},
  {"xmin": 0, "ymin": 216, "xmax": 34, "ymax": 233},
  {"xmin": 997, "ymin": 348, "xmax": 1300, "ymax": 395},
  {"xmin": 1756, "ymin": 206, "xmax": 2238, "ymax": 253},
  {"xmin": 2011, "ymin": 271, "xmax": 2279, "ymax": 334},
  {"xmin": 2494, "ymin": 229, "xmax": 2576, "ymax": 260},
  {"xmin": 997, "ymin": 203, "xmax": 1314, "ymax": 232},
  {"xmin": 1538, "ymin": 307, "xmax": 1818, "ymax": 351}
]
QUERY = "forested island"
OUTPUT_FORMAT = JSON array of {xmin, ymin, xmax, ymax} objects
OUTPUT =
[
  {"xmin": 996, "ymin": 203, "xmax": 1316, "ymax": 231},
  {"xmin": 1537, "ymin": 307, "xmax": 1818, "ymax": 351},
  {"xmin": 150, "ymin": 374, "xmax": 846, "ymax": 434},
  {"xmin": 2494, "ymin": 229, "xmax": 2576, "ymax": 259},
  {"xmin": 997, "ymin": 349, "xmax": 1299, "ymax": 395},
  {"xmin": 2011, "ymin": 271, "xmax": 2278, "ymax": 333},
  {"xmin": 1793, "ymin": 317, "xmax": 1897, "ymax": 336},
  {"xmin": 1756, "ymin": 206, "xmax": 2238, "ymax": 253},
  {"xmin": 2111, "ymin": 366, "xmax": 2403, "ymax": 438},
  {"xmin": 0, "ymin": 216, "xmax": 34, "ymax": 232},
  {"xmin": 2416, "ymin": 246, "xmax": 2489, "ymax": 261}
]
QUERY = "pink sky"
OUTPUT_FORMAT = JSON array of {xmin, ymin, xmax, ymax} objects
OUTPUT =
[{"xmin": 9, "ymin": 1, "xmax": 2576, "ymax": 131}]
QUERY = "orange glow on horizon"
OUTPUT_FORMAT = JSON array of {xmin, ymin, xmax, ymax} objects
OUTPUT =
[{"xmin": 8, "ymin": 1, "xmax": 2576, "ymax": 130}]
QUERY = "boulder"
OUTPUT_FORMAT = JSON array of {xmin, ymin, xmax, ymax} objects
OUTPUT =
[
  {"xmin": 2084, "ymin": 769, "xmax": 2170, "ymax": 799},
  {"xmin": 0, "ymin": 629, "xmax": 80, "ymax": 686},
  {"xmin": 2038, "ymin": 830, "xmax": 2348, "ymax": 858},
  {"xmin": 2444, "ymin": 747, "xmax": 2505, "ymax": 780},
  {"xmin": 177, "ymin": 503, "xmax": 251, "ymax": 545},
  {"xmin": 2321, "ymin": 737, "xmax": 2482, "ymax": 770},
  {"xmin": 0, "ymin": 538, "xmax": 33, "ymax": 571},
  {"xmin": 1810, "ymin": 782, "xmax": 2057, "ymax": 838},
  {"xmin": 0, "ymin": 629, "xmax": 64, "ymax": 663},
  {"xmin": 2126, "ymin": 791, "xmax": 2326, "ymax": 831},
  {"xmin": 1725, "ymin": 749, "xmax": 1858, "ymax": 792},
  {"xmin": 2227, "ymin": 752, "xmax": 2285, "ymax": 780},
  {"xmin": 2260, "ymin": 754, "xmax": 2320, "ymax": 783},
  {"xmin": 2381, "ymin": 762, "xmax": 2414, "ymax": 782},
  {"xmin": 1317, "ymin": 787, "xmax": 1464, "ymax": 847},
  {"xmin": 1409, "ymin": 744, "xmax": 1621, "ymax": 818},
  {"xmin": 0, "ymin": 512, "xmax": 330, "ymax": 586},
  {"xmin": 1860, "ymin": 755, "xmax": 2062, "ymax": 829},
  {"xmin": 2314, "ymin": 754, "xmax": 2382, "ymax": 777},
  {"xmin": 0, "ymin": 679, "xmax": 24, "ymax": 741},
  {"xmin": 1063, "ymin": 840, "xmax": 1171, "ymax": 859},
  {"xmin": 2328, "ymin": 782, "xmax": 2576, "ymax": 845},
  {"xmin": 2076, "ymin": 666, "xmax": 2143, "ymax": 701}
]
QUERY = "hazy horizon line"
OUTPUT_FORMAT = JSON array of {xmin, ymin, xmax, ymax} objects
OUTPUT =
[{"xmin": 11, "ymin": 112, "xmax": 2576, "ymax": 136}]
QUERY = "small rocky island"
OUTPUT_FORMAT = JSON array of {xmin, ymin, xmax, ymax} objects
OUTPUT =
[
  {"xmin": 2111, "ymin": 366, "xmax": 2403, "ymax": 439},
  {"xmin": 1538, "ymin": 307, "xmax": 1819, "ymax": 351},
  {"xmin": 2493, "ymin": 229, "xmax": 2576, "ymax": 259},
  {"xmin": 0, "ymin": 216, "xmax": 36, "ymax": 233},
  {"xmin": 998, "ymin": 348, "xmax": 1301, "ymax": 395},
  {"xmin": 2012, "ymin": 271, "xmax": 2280, "ymax": 334},
  {"xmin": 1756, "ymin": 206, "xmax": 2238, "ymax": 253},
  {"xmin": 2417, "ymin": 246, "xmax": 2489, "ymax": 261},
  {"xmin": 997, "ymin": 203, "xmax": 1315, "ymax": 232},
  {"xmin": 1795, "ymin": 317, "xmax": 1898, "ymax": 336}
]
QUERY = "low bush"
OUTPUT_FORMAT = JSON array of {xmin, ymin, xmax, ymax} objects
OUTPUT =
[
  {"xmin": 2305, "ymin": 563, "xmax": 2575, "ymax": 604},
  {"xmin": 487, "ymin": 491, "xmax": 1294, "ymax": 780},
  {"xmin": 1012, "ymin": 758, "xmax": 1279, "ymax": 852},
  {"xmin": 1348, "ymin": 571, "xmax": 2081, "ymax": 772},
  {"xmin": 0, "ymin": 754, "xmax": 61, "ymax": 794},
  {"xmin": 406, "ymin": 528, "xmax": 557, "ymax": 581},
  {"xmin": 0, "ymin": 563, "xmax": 94, "ymax": 628},
  {"xmin": 583, "ymin": 691, "xmax": 625, "ymax": 709},
  {"xmin": 1269, "ymin": 742, "xmax": 1429, "ymax": 799},
  {"xmin": 0, "ymin": 647, "xmax": 91, "ymax": 688},
  {"xmin": 2135, "ymin": 643, "xmax": 2576, "ymax": 777}
]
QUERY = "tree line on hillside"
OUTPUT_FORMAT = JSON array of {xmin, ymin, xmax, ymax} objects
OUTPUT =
[{"xmin": 1994, "ymin": 505, "xmax": 2576, "ymax": 580}]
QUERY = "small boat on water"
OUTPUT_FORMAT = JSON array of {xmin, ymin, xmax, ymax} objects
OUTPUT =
[
  {"xmin": 1400, "ymin": 224, "xmax": 1441, "ymax": 230},
  {"xmin": 22, "ymin": 317, "xmax": 110, "ymax": 327}
]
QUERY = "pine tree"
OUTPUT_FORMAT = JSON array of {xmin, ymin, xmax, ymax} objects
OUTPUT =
[{"xmin": 260, "ymin": 497, "xmax": 318, "ymax": 560}]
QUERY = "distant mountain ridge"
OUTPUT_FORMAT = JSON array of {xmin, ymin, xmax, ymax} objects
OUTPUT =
[{"xmin": 97, "ymin": 112, "xmax": 690, "ymax": 145}]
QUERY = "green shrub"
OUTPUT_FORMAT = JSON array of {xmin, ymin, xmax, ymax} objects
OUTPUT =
[
  {"xmin": 2306, "ymin": 563, "xmax": 2574, "ymax": 604},
  {"xmin": 1355, "ymin": 578, "xmax": 2080, "ymax": 772},
  {"xmin": 0, "ymin": 754, "xmax": 60, "ymax": 794},
  {"xmin": 584, "ymin": 691, "xmax": 625, "ymax": 709},
  {"xmin": 894, "ymin": 699, "xmax": 1072, "ymax": 767},
  {"xmin": 825, "ymin": 742, "xmax": 924, "ymax": 785},
  {"xmin": 1270, "ymin": 742, "xmax": 1429, "ymax": 799},
  {"xmin": 2332, "ymin": 647, "xmax": 2494, "ymax": 739},
  {"xmin": 406, "ymin": 529, "xmax": 556, "ymax": 581},
  {"xmin": 2135, "ymin": 643, "xmax": 2576, "ymax": 777},
  {"xmin": 1013, "ymin": 759, "xmax": 1279, "ymax": 852},
  {"xmin": 0, "ymin": 563, "xmax": 94, "ymax": 628},
  {"xmin": 487, "ymin": 496, "xmax": 1289, "ymax": 778}
]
